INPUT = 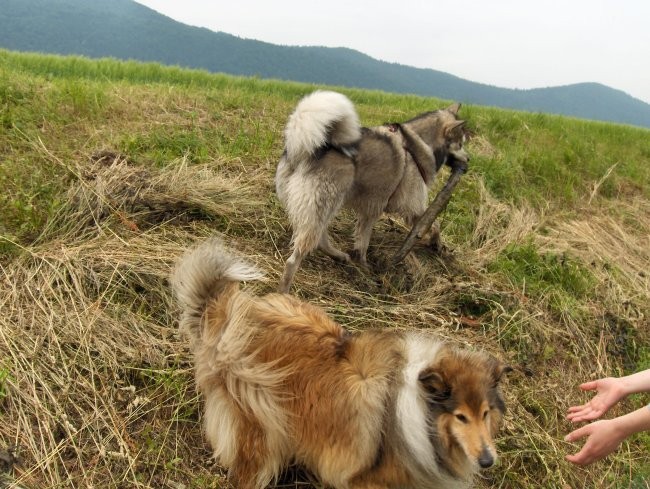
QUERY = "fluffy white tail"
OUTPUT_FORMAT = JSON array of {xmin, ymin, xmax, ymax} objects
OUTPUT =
[
  {"xmin": 171, "ymin": 238, "xmax": 263, "ymax": 346},
  {"xmin": 283, "ymin": 90, "xmax": 361, "ymax": 168}
]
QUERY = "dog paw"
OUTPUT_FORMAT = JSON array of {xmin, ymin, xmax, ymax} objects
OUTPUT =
[
  {"xmin": 426, "ymin": 236, "xmax": 451, "ymax": 255},
  {"xmin": 428, "ymin": 237, "xmax": 444, "ymax": 254},
  {"xmin": 349, "ymin": 250, "xmax": 369, "ymax": 269},
  {"xmin": 332, "ymin": 252, "xmax": 352, "ymax": 264}
]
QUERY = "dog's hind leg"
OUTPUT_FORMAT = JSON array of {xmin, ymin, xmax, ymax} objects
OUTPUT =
[
  {"xmin": 423, "ymin": 220, "xmax": 442, "ymax": 252},
  {"xmin": 280, "ymin": 222, "xmax": 347, "ymax": 293},
  {"xmin": 349, "ymin": 482, "xmax": 390, "ymax": 489},
  {"xmin": 280, "ymin": 176, "xmax": 352, "ymax": 291},
  {"xmin": 228, "ymin": 411, "xmax": 288, "ymax": 489},
  {"xmin": 319, "ymin": 231, "xmax": 351, "ymax": 263},
  {"xmin": 279, "ymin": 217, "xmax": 327, "ymax": 293},
  {"xmin": 229, "ymin": 428, "xmax": 279, "ymax": 489},
  {"xmin": 279, "ymin": 247, "xmax": 306, "ymax": 293}
]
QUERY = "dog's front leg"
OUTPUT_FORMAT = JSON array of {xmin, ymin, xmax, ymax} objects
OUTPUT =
[
  {"xmin": 404, "ymin": 214, "xmax": 442, "ymax": 253},
  {"xmin": 351, "ymin": 211, "xmax": 382, "ymax": 267},
  {"xmin": 398, "ymin": 124, "xmax": 437, "ymax": 184},
  {"xmin": 421, "ymin": 220, "xmax": 443, "ymax": 252}
]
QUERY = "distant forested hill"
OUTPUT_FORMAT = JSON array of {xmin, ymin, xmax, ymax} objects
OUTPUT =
[{"xmin": 1, "ymin": 0, "xmax": 649, "ymax": 128}]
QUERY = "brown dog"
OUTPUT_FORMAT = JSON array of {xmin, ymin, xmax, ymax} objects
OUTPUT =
[{"xmin": 172, "ymin": 239, "xmax": 508, "ymax": 489}]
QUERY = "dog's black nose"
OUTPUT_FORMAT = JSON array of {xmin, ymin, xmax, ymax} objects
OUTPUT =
[{"xmin": 478, "ymin": 448, "xmax": 494, "ymax": 468}]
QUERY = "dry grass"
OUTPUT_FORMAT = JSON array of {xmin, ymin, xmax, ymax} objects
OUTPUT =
[
  {"xmin": 466, "ymin": 179, "xmax": 540, "ymax": 266},
  {"xmin": 1, "ymin": 58, "xmax": 649, "ymax": 488},
  {"xmin": 2, "ymin": 149, "xmax": 648, "ymax": 489},
  {"xmin": 538, "ymin": 198, "xmax": 650, "ymax": 305}
]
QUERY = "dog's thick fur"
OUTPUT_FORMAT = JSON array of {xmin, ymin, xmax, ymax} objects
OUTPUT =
[
  {"xmin": 275, "ymin": 90, "xmax": 469, "ymax": 292},
  {"xmin": 172, "ymin": 239, "xmax": 508, "ymax": 489}
]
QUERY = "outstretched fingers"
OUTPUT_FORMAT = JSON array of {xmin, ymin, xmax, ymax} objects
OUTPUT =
[
  {"xmin": 566, "ymin": 403, "xmax": 605, "ymax": 423},
  {"xmin": 579, "ymin": 381, "xmax": 599, "ymax": 392},
  {"xmin": 564, "ymin": 419, "xmax": 625, "ymax": 466},
  {"xmin": 566, "ymin": 380, "xmax": 611, "ymax": 422},
  {"xmin": 564, "ymin": 425, "xmax": 594, "ymax": 465},
  {"xmin": 564, "ymin": 424, "xmax": 591, "ymax": 443}
]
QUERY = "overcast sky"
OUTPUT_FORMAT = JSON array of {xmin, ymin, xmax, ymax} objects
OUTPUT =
[{"xmin": 134, "ymin": 0, "xmax": 650, "ymax": 104}]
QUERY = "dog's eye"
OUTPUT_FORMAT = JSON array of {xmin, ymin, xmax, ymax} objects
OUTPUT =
[{"xmin": 455, "ymin": 414, "xmax": 468, "ymax": 423}]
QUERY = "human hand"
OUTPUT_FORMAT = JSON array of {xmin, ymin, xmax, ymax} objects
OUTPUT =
[
  {"xmin": 566, "ymin": 378, "xmax": 625, "ymax": 423},
  {"xmin": 564, "ymin": 419, "xmax": 626, "ymax": 465}
]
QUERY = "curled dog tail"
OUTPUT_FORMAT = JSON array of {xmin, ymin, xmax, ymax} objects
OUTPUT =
[
  {"xmin": 283, "ymin": 90, "xmax": 361, "ymax": 169},
  {"xmin": 172, "ymin": 240, "xmax": 288, "ymax": 486},
  {"xmin": 171, "ymin": 238, "xmax": 263, "ymax": 347}
]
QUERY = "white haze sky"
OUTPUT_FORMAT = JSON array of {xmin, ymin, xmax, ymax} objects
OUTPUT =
[{"xmin": 134, "ymin": 0, "xmax": 650, "ymax": 104}]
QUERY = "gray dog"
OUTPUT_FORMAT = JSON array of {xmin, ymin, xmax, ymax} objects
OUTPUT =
[{"xmin": 275, "ymin": 91, "xmax": 469, "ymax": 292}]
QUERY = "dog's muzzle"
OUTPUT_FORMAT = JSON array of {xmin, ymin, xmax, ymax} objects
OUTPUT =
[
  {"xmin": 478, "ymin": 446, "xmax": 495, "ymax": 468},
  {"xmin": 447, "ymin": 150, "xmax": 470, "ymax": 172}
]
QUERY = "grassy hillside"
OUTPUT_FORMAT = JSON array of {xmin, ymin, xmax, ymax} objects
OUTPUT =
[
  {"xmin": 2, "ymin": 0, "xmax": 650, "ymax": 128},
  {"xmin": 1, "ymin": 50, "xmax": 649, "ymax": 488}
]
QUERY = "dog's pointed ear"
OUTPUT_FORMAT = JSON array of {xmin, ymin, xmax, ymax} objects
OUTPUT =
[
  {"xmin": 445, "ymin": 102, "xmax": 461, "ymax": 115},
  {"xmin": 418, "ymin": 367, "xmax": 451, "ymax": 402},
  {"xmin": 444, "ymin": 119, "xmax": 466, "ymax": 137},
  {"xmin": 488, "ymin": 357, "xmax": 513, "ymax": 386}
]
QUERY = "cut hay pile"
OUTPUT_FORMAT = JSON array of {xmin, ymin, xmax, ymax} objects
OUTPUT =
[{"xmin": 1, "ymin": 151, "xmax": 648, "ymax": 489}]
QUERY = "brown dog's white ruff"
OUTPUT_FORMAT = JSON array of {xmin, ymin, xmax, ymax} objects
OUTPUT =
[{"xmin": 172, "ymin": 239, "xmax": 508, "ymax": 489}]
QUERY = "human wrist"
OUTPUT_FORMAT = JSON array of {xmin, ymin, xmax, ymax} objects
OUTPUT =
[
  {"xmin": 613, "ymin": 406, "xmax": 650, "ymax": 439},
  {"xmin": 619, "ymin": 369, "xmax": 650, "ymax": 396},
  {"xmin": 610, "ymin": 414, "xmax": 631, "ymax": 439},
  {"xmin": 617, "ymin": 375, "xmax": 634, "ymax": 398}
]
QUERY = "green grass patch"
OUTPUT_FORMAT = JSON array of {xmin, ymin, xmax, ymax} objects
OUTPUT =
[
  {"xmin": 0, "ymin": 364, "xmax": 10, "ymax": 404},
  {"xmin": 122, "ymin": 128, "xmax": 210, "ymax": 165},
  {"xmin": 438, "ymin": 175, "xmax": 482, "ymax": 244},
  {"xmin": 468, "ymin": 108, "xmax": 650, "ymax": 206},
  {"xmin": 0, "ymin": 153, "xmax": 67, "ymax": 250},
  {"xmin": 488, "ymin": 241, "xmax": 595, "ymax": 317}
]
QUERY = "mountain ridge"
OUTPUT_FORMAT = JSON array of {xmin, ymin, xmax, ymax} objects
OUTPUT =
[{"xmin": 1, "ymin": 0, "xmax": 649, "ymax": 128}]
